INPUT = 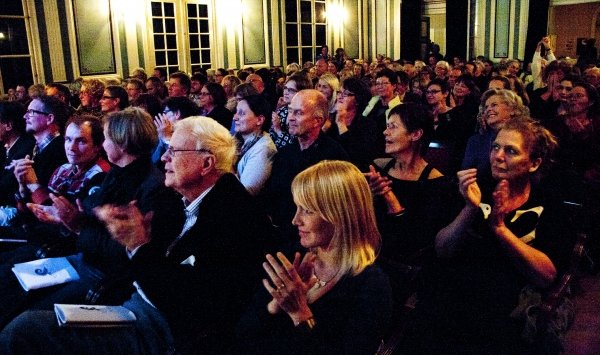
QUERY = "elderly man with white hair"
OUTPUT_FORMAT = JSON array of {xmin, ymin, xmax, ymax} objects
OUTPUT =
[{"xmin": 0, "ymin": 116, "xmax": 276, "ymax": 354}]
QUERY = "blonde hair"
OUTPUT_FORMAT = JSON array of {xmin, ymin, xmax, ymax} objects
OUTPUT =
[
  {"xmin": 292, "ymin": 160, "xmax": 380, "ymax": 276},
  {"xmin": 477, "ymin": 89, "xmax": 529, "ymax": 133},
  {"xmin": 174, "ymin": 116, "xmax": 237, "ymax": 175},
  {"xmin": 316, "ymin": 73, "xmax": 340, "ymax": 113}
]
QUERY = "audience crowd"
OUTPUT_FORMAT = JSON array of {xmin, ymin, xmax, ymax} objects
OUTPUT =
[{"xmin": 0, "ymin": 36, "xmax": 598, "ymax": 354}]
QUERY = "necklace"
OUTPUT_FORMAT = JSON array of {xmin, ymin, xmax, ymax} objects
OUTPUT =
[{"xmin": 313, "ymin": 268, "xmax": 340, "ymax": 289}]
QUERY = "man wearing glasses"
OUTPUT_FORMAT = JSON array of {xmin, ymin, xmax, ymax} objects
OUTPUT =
[
  {"xmin": 0, "ymin": 116, "xmax": 276, "ymax": 354},
  {"xmin": 1, "ymin": 96, "xmax": 68, "ymax": 226}
]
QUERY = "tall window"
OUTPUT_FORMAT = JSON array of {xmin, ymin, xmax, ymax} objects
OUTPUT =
[
  {"xmin": 151, "ymin": 1, "xmax": 179, "ymax": 75},
  {"xmin": 186, "ymin": 2, "xmax": 211, "ymax": 73},
  {"xmin": 285, "ymin": 0, "xmax": 327, "ymax": 66},
  {"xmin": 0, "ymin": 2, "xmax": 33, "ymax": 93}
]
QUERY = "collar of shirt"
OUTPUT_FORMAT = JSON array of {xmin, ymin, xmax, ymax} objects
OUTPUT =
[
  {"xmin": 36, "ymin": 132, "xmax": 60, "ymax": 153},
  {"xmin": 182, "ymin": 184, "xmax": 214, "ymax": 218}
]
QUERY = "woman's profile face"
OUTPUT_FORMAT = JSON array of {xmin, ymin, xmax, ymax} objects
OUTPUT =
[
  {"xmin": 292, "ymin": 205, "xmax": 334, "ymax": 249},
  {"xmin": 490, "ymin": 129, "xmax": 538, "ymax": 181},
  {"xmin": 315, "ymin": 80, "xmax": 333, "ymax": 100},
  {"xmin": 234, "ymin": 99, "xmax": 262, "ymax": 136},
  {"xmin": 484, "ymin": 95, "xmax": 513, "ymax": 130},
  {"xmin": 102, "ymin": 123, "xmax": 123, "ymax": 165},
  {"xmin": 383, "ymin": 114, "xmax": 414, "ymax": 155},
  {"xmin": 199, "ymin": 87, "xmax": 213, "ymax": 108}
]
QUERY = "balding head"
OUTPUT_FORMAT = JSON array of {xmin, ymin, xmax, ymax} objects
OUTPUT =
[{"xmin": 288, "ymin": 89, "xmax": 328, "ymax": 149}]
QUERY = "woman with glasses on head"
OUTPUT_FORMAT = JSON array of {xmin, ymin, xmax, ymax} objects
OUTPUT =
[
  {"xmin": 198, "ymin": 82, "xmax": 233, "ymax": 129},
  {"xmin": 99, "ymin": 85, "xmax": 128, "ymax": 116},
  {"xmin": 325, "ymin": 78, "xmax": 377, "ymax": 171},
  {"xmin": 270, "ymin": 72, "xmax": 312, "ymax": 149},
  {"xmin": 237, "ymin": 160, "xmax": 392, "ymax": 354}
]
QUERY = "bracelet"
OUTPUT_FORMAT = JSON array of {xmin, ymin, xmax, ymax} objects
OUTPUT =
[{"xmin": 295, "ymin": 317, "xmax": 316, "ymax": 330}]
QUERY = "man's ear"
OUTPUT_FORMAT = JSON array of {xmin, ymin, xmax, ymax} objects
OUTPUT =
[
  {"xmin": 46, "ymin": 113, "xmax": 55, "ymax": 125},
  {"xmin": 199, "ymin": 154, "xmax": 216, "ymax": 176}
]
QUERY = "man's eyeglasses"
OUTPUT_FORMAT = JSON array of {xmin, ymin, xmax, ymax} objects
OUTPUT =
[
  {"xmin": 165, "ymin": 146, "xmax": 212, "ymax": 158},
  {"xmin": 25, "ymin": 109, "xmax": 50, "ymax": 116},
  {"xmin": 339, "ymin": 90, "xmax": 356, "ymax": 98},
  {"xmin": 283, "ymin": 87, "xmax": 298, "ymax": 93}
]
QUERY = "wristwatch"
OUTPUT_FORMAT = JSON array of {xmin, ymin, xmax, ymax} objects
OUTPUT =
[{"xmin": 295, "ymin": 317, "xmax": 316, "ymax": 331}]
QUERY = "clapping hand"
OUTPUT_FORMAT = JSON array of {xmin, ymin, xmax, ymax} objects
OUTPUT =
[
  {"xmin": 94, "ymin": 201, "xmax": 153, "ymax": 251},
  {"xmin": 490, "ymin": 179, "xmax": 510, "ymax": 230},
  {"xmin": 28, "ymin": 193, "xmax": 84, "ymax": 232},
  {"xmin": 364, "ymin": 165, "xmax": 392, "ymax": 196},
  {"xmin": 457, "ymin": 169, "xmax": 481, "ymax": 208},
  {"xmin": 262, "ymin": 252, "xmax": 315, "ymax": 324},
  {"xmin": 154, "ymin": 113, "xmax": 177, "ymax": 141}
]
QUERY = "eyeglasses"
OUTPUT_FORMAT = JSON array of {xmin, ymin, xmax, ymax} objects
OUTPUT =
[
  {"xmin": 25, "ymin": 109, "xmax": 50, "ymax": 116},
  {"xmin": 375, "ymin": 81, "xmax": 392, "ymax": 86},
  {"xmin": 165, "ymin": 146, "xmax": 212, "ymax": 158},
  {"xmin": 102, "ymin": 95, "xmax": 116, "ymax": 100},
  {"xmin": 339, "ymin": 90, "xmax": 356, "ymax": 98},
  {"xmin": 283, "ymin": 87, "xmax": 298, "ymax": 93},
  {"xmin": 425, "ymin": 89, "xmax": 442, "ymax": 95}
]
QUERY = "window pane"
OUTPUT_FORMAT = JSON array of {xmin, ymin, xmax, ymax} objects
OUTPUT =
[
  {"xmin": 0, "ymin": 19, "xmax": 30, "ymax": 55},
  {"xmin": 192, "ymin": 65, "xmax": 202, "ymax": 74},
  {"xmin": 316, "ymin": 25, "xmax": 326, "ymax": 46},
  {"xmin": 200, "ymin": 35, "xmax": 210, "ymax": 48},
  {"xmin": 155, "ymin": 51, "xmax": 166, "ymax": 65},
  {"xmin": 164, "ymin": 2, "xmax": 175, "ymax": 17},
  {"xmin": 187, "ymin": 4, "xmax": 197, "ymax": 18},
  {"xmin": 168, "ymin": 66, "xmax": 179, "ymax": 75},
  {"xmin": 166, "ymin": 35, "xmax": 177, "ymax": 49},
  {"xmin": 0, "ymin": 57, "xmax": 32, "ymax": 91},
  {"xmin": 315, "ymin": 3, "xmax": 326, "ymax": 23},
  {"xmin": 189, "ymin": 35, "xmax": 199, "ymax": 49},
  {"xmin": 301, "ymin": 48, "xmax": 313, "ymax": 65},
  {"xmin": 201, "ymin": 50, "xmax": 210, "ymax": 63},
  {"xmin": 301, "ymin": 24, "xmax": 312, "ymax": 46},
  {"xmin": 188, "ymin": 19, "xmax": 198, "ymax": 34},
  {"xmin": 0, "ymin": 1, "xmax": 24, "ymax": 16},
  {"xmin": 165, "ymin": 19, "xmax": 176, "ymax": 33},
  {"xmin": 287, "ymin": 48, "xmax": 299, "ymax": 65},
  {"xmin": 151, "ymin": 2, "xmax": 162, "ymax": 16},
  {"xmin": 300, "ymin": 1, "xmax": 311, "ymax": 22},
  {"xmin": 199, "ymin": 4, "xmax": 208, "ymax": 17},
  {"xmin": 152, "ymin": 19, "xmax": 163, "ymax": 33},
  {"xmin": 190, "ymin": 50, "xmax": 200, "ymax": 64},
  {"xmin": 285, "ymin": 0, "xmax": 297, "ymax": 22},
  {"xmin": 167, "ymin": 50, "xmax": 178, "ymax": 65},
  {"xmin": 199, "ymin": 20, "xmax": 208, "ymax": 33},
  {"xmin": 154, "ymin": 35, "xmax": 165, "ymax": 49},
  {"xmin": 286, "ymin": 24, "xmax": 298, "ymax": 46}
]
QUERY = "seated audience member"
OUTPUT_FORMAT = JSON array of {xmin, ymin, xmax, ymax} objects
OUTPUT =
[
  {"xmin": 151, "ymin": 96, "xmax": 199, "ymax": 167},
  {"xmin": 549, "ymin": 82, "xmax": 600, "ymax": 192},
  {"xmin": 0, "ymin": 102, "xmax": 34, "ymax": 207},
  {"xmin": 233, "ymin": 95, "xmax": 277, "ymax": 196},
  {"xmin": 198, "ymin": 82, "xmax": 233, "ymax": 129},
  {"xmin": 487, "ymin": 75, "xmax": 511, "ymax": 91},
  {"xmin": 126, "ymin": 78, "xmax": 145, "ymax": 103},
  {"xmin": 263, "ymin": 90, "xmax": 348, "ymax": 242},
  {"xmin": 99, "ymin": 85, "xmax": 128, "ymax": 115},
  {"xmin": 506, "ymin": 74, "xmax": 530, "ymax": 106},
  {"xmin": 221, "ymin": 74, "xmax": 242, "ymax": 113},
  {"xmin": 131, "ymin": 93, "xmax": 162, "ymax": 118},
  {"xmin": 145, "ymin": 76, "xmax": 167, "ymax": 100},
  {"xmin": 237, "ymin": 160, "xmax": 392, "ymax": 354},
  {"xmin": 314, "ymin": 73, "xmax": 340, "ymax": 118},
  {"xmin": 7, "ymin": 115, "xmax": 109, "ymax": 249},
  {"xmin": 404, "ymin": 117, "xmax": 573, "ymax": 353},
  {"xmin": 168, "ymin": 72, "xmax": 191, "ymax": 98},
  {"xmin": 365, "ymin": 103, "xmax": 460, "ymax": 317},
  {"xmin": 130, "ymin": 67, "xmax": 148, "ymax": 83},
  {"xmin": 0, "ymin": 108, "xmax": 183, "ymax": 328},
  {"xmin": 325, "ymin": 77, "xmax": 378, "ymax": 171},
  {"xmin": 270, "ymin": 72, "xmax": 312, "ymax": 149},
  {"xmin": 462, "ymin": 89, "xmax": 529, "ymax": 194},
  {"xmin": 583, "ymin": 66, "xmax": 600, "ymax": 90},
  {"xmin": 76, "ymin": 79, "xmax": 104, "ymax": 118},
  {"xmin": 189, "ymin": 73, "xmax": 208, "ymax": 107},
  {"xmin": 529, "ymin": 60, "xmax": 572, "ymax": 121},
  {"xmin": 45, "ymin": 83, "xmax": 75, "ymax": 118},
  {"xmin": 2, "ymin": 96, "xmax": 69, "ymax": 226},
  {"xmin": 0, "ymin": 116, "xmax": 276, "ymax": 354}
]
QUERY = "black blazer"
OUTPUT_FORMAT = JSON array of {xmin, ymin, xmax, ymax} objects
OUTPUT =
[{"xmin": 131, "ymin": 173, "xmax": 277, "ymax": 352}]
